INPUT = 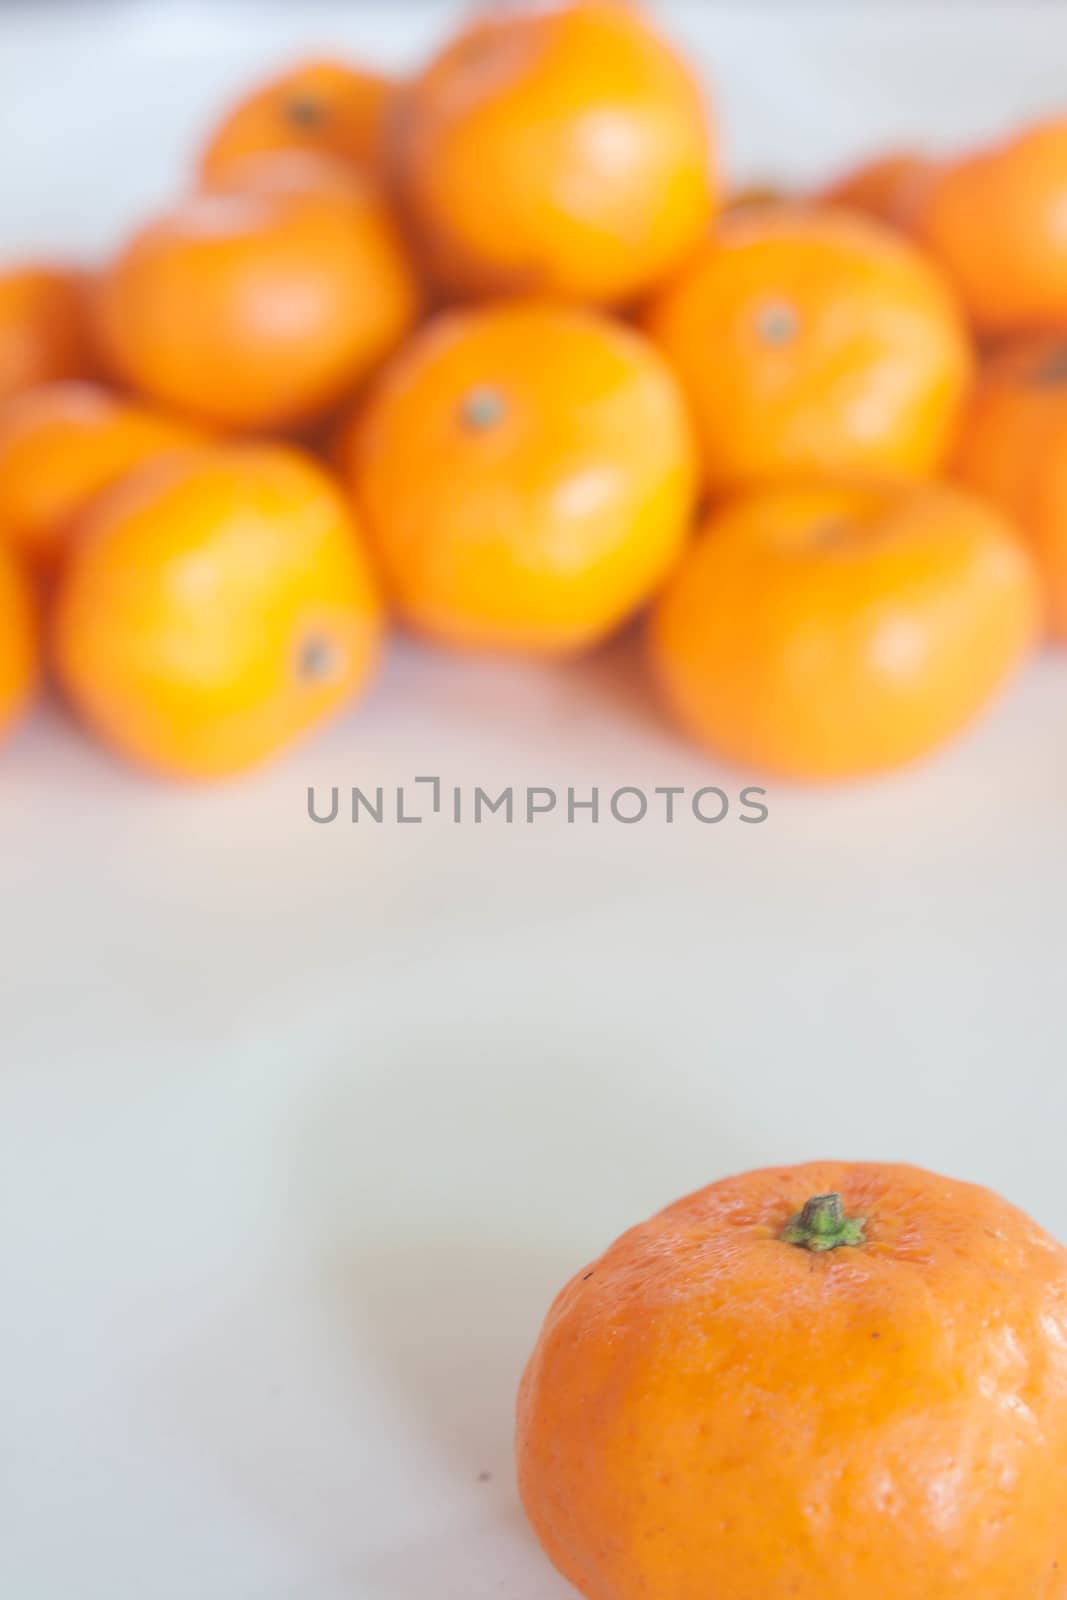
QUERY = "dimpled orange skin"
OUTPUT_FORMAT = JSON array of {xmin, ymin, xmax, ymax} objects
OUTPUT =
[
  {"xmin": 819, "ymin": 150, "xmax": 933, "ymax": 231},
  {"xmin": 918, "ymin": 120, "xmax": 1067, "ymax": 336},
  {"xmin": 390, "ymin": 0, "xmax": 717, "ymax": 307},
  {"xmin": 517, "ymin": 1161, "xmax": 1067, "ymax": 1600},
  {"xmin": 199, "ymin": 58, "xmax": 395, "ymax": 184},
  {"xmin": 954, "ymin": 335, "xmax": 1067, "ymax": 641},
  {"xmin": 51, "ymin": 446, "xmax": 384, "ymax": 779},
  {"xmin": 643, "ymin": 206, "xmax": 974, "ymax": 495},
  {"xmin": 648, "ymin": 482, "xmax": 1039, "ymax": 779},
  {"xmin": 339, "ymin": 300, "xmax": 698, "ymax": 654},
  {"xmin": 92, "ymin": 181, "xmax": 419, "ymax": 432},
  {"xmin": 0, "ymin": 542, "xmax": 39, "ymax": 740},
  {"xmin": 0, "ymin": 381, "xmax": 203, "ymax": 569},
  {"xmin": 0, "ymin": 266, "xmax": 94, "ymax": 405}
]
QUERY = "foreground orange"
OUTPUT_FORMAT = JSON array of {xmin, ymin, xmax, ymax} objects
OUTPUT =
[
  {"xmin": 0, "ymin": 542, "xmax": 38, "ymax": 740},
  {"xmin": 391, "ymin": 0, "xmax": 716, "ymax": 306},
  {"xmin": 199, "ymin": 57, "xmax": 395, "ymax": 184},
  {"xmin": 340, "ymin": 300, "xmax": 697, "ymax": 653},
  {"xmin": 0, "ymin": 265, "xmax": 93, "ymax": 405},
  {"xmin": 918, "ymin": 119, "xmax": 1067, "ymax": 335},
  {"xmin": 955, "ymin": 335, "xmax": 1067, "ymax": 640},
  {"xmin": 52, "ymin": 446, "xmax": 383, "ymax": 778},
  {"xmin": 644, "ymin": 206, "xmax": 973, "ymax": 494},
  {"xmin": 93, "ymin": 179, "xmax": 419, "ymax": 431},
  {"xmin": 518, "ymin": 1161, "xmax": 1067, "ymax": 1600},
  {"xmin": 649, "ymin": 482, "xmax": 1038, "ymax": 778},
  {"xmin": 0, "ymin": 382, "xmax": 201, "ymax": 569}
]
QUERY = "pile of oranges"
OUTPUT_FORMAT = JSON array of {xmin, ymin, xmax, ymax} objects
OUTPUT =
[{"xmin": 0, "ymin": 0, "xmax": 1064, "ymax": 782}]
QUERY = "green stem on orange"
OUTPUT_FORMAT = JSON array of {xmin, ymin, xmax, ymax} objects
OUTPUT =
[{"xmin": 781, "ymin": 1192, "xmax": 866, "ymax": 1253}]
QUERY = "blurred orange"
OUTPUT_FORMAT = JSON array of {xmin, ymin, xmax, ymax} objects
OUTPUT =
[
  {"xmin": 340, "ymin": 299, "xmax": 697, "ymax": 654},
  {"xmin": 92, "ymin": 180, "xmax": 420, "ymax": 431},
  {"xmin": 52, "ymin": 445, "xmax": 384, "ymax": 779},
  {"xmin": 0, "ymin": 265, "xmax": 94, "ymax": 405},
  {"xmin": 724, "ymin": 182, "xmax": 789, "ymax": 214},
  {"xmin": 391, "ymin": 0, "xmax": 716, "ymax": 306},
  {"xmin": 649, "ymin": 481, "xmax": 1039, "ymax": 779},
  {"xmin": 954, "ymin": 334, "xmax": 1067, "ymax": 640},
  {"xmin": 644, "ymin": 206, "xmax": 973, "ymax": 495},
  {"xmin": 819, "ymin": 150, "xmax": 933, "ymax": 231},
  {"xmin": 918, "ymin": 119, "xmax": 1067, "ymax": 335},
  {"xmin": 0, "ymin": 381, "xmax": 202, "ymax": 570},
  {"xmin": 0, "ymin": 541, "xmax": 39, "ymax": 742},
  {"xmin": 199, "ymin": 58, "xmax": 395, "ymax": 184},
  {"xmin": 200, "ymin": 146, "xmax": 371, "ymax": 202}
]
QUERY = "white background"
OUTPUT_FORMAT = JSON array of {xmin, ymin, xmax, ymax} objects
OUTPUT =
[{"xmin": 2, "ymin": 4, "xmax": 1066, "ymax": 1597}]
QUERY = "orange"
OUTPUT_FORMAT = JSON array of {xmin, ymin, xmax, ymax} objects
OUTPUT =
[
  {"xmin": 0, "ymin": 541, "xmax": 39, "ymax": 741},
  {"xmin": 92, "ymin": 179, "xmax": 419, "ymax": 431},
  {"xmin": 517, "ymin": 1161, "xmax": 1067, "ymax": 1600},
  {"xmin": 52, "ymin": 445, "xmax": 383, "ymax": 778},
  {"xmin": 648, "ymin": 481, "xmax": 1038, "ymax": 779},
  {"xmin": 199, "ymin": 146, "xmax": 371, "ymax": 203},
  {"xmin": 0, "ymin": 381, "xmax": 202, "ymax": 570},
  {"xmin": 390, "ymin": 0, "xmax": 717, "ymax": 306},
  {"xmin": 644, "ymin": 206, "xmax": 973, "ymax": 495},
  {"xmin": 339, "ymin": 299, "xmax": 697, "ymax": 654},
  {"xmin": 954, "ymin": 334, "xmax": 1067, "ymax": 641},
  {"xmin": 0, "ymin": 265, "xmax": 93, "ymax": 405},
  {"xmin": 819, "ymin": 150, "xmax": 932, "ymax": 231},
  {"xmin": 199, "ymin": 57, "xmax": 395, "ymax": 184},
  {"xmin": 918, "ymin": 118, "xmax": 1067, "ymax": 335},
  {"xmin": 723, "ymin": 181, "xmax": 788, "ymax": 214}
]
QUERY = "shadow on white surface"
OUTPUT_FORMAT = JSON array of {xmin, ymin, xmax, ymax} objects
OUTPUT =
[{"xmin": 348, "ymin": 1508, "xmax": 574, "ymax": 1600}]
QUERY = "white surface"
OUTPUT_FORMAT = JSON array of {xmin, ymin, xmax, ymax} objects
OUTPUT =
[{"xmin": 2, "ymin": 5, "xmax": 1066, "ymax": 1598}]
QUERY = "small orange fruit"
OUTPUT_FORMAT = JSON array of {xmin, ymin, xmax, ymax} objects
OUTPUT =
[
  {"xmin": 644, "ymin": 206, "xmax": 973, "ymax": 495},
  {"xmin": 517, "ymin": 1161, "xmax": 1067, "ymax": 1600},
  {"xmin": 0, "ymin": 381, "xmax": 202, "ymax": 570},
  {"xmin": 723, "ymin": 181, "xmax": 789, "ymax": 214},
  {"xmin": 199, "ymin": 57, "xmax": 395, "ymax": 184},
  {"xmin": 52, "ymin": 445, "xmax": 384, "ymax": 779},
  {"xmin": 93, "ymin": 180, "xmax": 419, "ymax": 431},
  {"xmin": 649, "ymin": 480, "xmax": 1038, "ymax": 779},
  {"xmin": 954, "ymin": 334, "xmax": 1067, "ymax": 641},
  {"xmin": 819, "ymin": 149, "xmax": 932, "ymax": 231},
  {"xmin": 391, "ymin": 0, "xmax": 717, "ymax": 306},
  {"xmin": 0, "ymin": 265, "xmax": 93, "ymax": 404},
  {"xmin": 200, "ymin": 146, "xmax": 370, "ymax": 203},
  {"xmin": 339, "ymin": 299, "xmax": 697, "ymax": 654},
  {"xmin": 0, "ymin": 541, "xmax": 39, "ymax": 741},
  {"xmin": 918, "ymin": 118, "xmax": 1067, "ymax": 335}
]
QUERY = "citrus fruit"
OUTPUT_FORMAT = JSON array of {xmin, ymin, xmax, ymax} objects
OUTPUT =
[
  {"xmin": 0, "ymin": 265, "xmax": 93, "ymax": 405},
  {"xmin": 52, "ymin": 445, "xmax": 383, "ymax": 778},
  {"xmin": 0, "ymin": 541, "xmax": 39, "ymax": 741},
  {"xmin": 954, "ymin": 334, "xmax": 1067, "ymax": 640},
  {"xmin": 644, "ymin": 206, "xmax": 973, "ymax": 494},
  {"xmin": 199, "ymin": 146, "xmax": 370, "ymax": 202},
  {"xmin": 0, "ymin": 381, "xmax": 201, "ymax": 569},
  {"xmin": 199, "ymin": 57, "xmax": 395, "ymax": 184},
  {"xmin": 518, "ymin": 1162, "xmax": 1067, "ymax": 1600},
  {"xmin": 918, "ymin": 118, "xmax": 1067, "ymax": 335},
  {"xmin": 93, "ymin": 180, "xmax": 419, "ymax": 431},
  {"xmin": 820, "ymin": 150, "xmax": 932, "ymax": 231},
  {"xmin": 391, "ymin": 0, "xmax": 716, "ymax": 306},
  {"xmin": 648, "ymin": 480, "xmax": 1039, "ymax": 779},
  {"xmin": 339, "ymin": 299, "xmax": 697, "ymax": 654}
]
